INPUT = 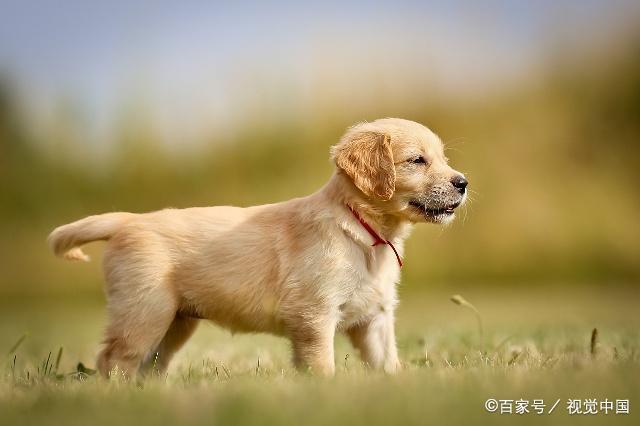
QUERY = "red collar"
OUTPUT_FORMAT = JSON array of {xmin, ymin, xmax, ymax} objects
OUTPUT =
[{"xmin": 348, "ymin": 206, "xmax": 403, "ymax": 268}]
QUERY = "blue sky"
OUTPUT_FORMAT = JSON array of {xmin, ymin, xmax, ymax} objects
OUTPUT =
[{"xmin": 1, "ymin": 0, "xmax": 637, "ymax": 144}]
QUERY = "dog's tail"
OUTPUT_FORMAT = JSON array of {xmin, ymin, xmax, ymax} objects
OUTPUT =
[{"xmin": 48, "ymin": 212, "xmax": 136, "ymax": 261}]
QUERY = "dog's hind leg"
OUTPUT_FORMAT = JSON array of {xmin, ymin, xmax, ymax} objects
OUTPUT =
[
  {"xmin": 97, "ymin": 291, "xmax": 177, "ymax": 379},
  {"xmin": 97, "ymin": 247, "xmax": 178, "ymax": 379},
  {"xmin": 139, "ymin": 315, "xmax": 199, "ymax": 375}
]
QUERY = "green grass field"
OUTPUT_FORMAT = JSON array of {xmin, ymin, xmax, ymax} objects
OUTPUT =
[{"xmin": 1, "ymin": 285, "xmax": 638, "ymax": 426}]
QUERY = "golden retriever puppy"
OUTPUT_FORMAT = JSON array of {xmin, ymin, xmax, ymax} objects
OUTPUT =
[{"xmin": 48, "ymin": 118, "xmax": 468, "ymax": 377}]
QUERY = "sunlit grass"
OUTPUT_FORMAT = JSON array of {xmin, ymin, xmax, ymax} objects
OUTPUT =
[{"xmin": 0, "ymin": 287, "xmax": 638, "ymax": 425}]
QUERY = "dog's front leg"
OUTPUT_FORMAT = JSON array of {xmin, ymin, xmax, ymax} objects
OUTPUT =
[
  {"xmin": 380, "ymin": 310, "xmax": 402, "ymax": 373},
  {"xmin": 288, "ymin": 317, "xmax": 337, "ymax": 376},
  {"xmin": 347, "ymin": 310, "xmax": 401, "ymax": 374}
]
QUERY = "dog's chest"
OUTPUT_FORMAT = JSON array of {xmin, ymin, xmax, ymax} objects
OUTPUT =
[{"xmin": 336, "ymin": 247, "xmax": 400, "ymax": 329}]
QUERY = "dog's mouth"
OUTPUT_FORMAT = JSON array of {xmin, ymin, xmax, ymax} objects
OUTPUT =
[{"xmin": 409, "ymin": 200, "xmax": 461, "ymax": 218}]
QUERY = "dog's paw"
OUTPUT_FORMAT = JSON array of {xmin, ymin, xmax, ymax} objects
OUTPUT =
[{"xmin": 383, "ymin": 358, "xmax": 402, "ymax": 374}]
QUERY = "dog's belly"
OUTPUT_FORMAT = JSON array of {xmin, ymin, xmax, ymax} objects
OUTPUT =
[
  {"xmin": 178, "ymin": 273, "xmax": 395, "ymax": 337},
  {"xmin": 178, "ymin": 282, "xmax": 287, "ymax": 336}
]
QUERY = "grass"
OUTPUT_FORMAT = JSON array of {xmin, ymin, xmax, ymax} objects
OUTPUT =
[{"xmin": 0, "ymin": 285, "xmax": 638, "ymax": 425}]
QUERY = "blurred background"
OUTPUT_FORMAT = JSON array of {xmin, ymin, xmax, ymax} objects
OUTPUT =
[{"xmin": 1, "ymin": 0, "xmax": 640, "ymax": 301}]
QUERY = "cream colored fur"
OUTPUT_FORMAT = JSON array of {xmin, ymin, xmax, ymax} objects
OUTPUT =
[{"xmin": 48, "ymin": 118, "xmax": 466, "ymax": 378}]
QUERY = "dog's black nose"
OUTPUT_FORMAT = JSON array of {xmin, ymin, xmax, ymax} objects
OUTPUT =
[{"xmin": 451, "ymin": 175, "xmax": 468, "ymax": 194}]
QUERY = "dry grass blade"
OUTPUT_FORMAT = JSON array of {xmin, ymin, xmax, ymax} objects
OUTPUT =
[
  {"xmin": 450, "ymin": 294, "xmax": 484, "ymax": 341},
  {"xmin": 590, "ymin": 328, "xmax": 598, "ymax": 357},
  {"xmin": 7, "ymin": 333, "xmax": 28, "ymax": 355},
  {"xmin": 507, "ymin": 348, "xmax": 522, "ymax": 366},
  {"xmin": 54, "ymin": 347, "xmax": 64, "ymax": 374},
  {"xmin": 221, "ymin": 364, "xmax": 231, "ymax": 379}
]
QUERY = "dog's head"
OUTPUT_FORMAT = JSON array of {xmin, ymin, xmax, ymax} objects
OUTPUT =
[{"xmin": 332, "ymin": 118, "xmax": 467, "ymax": 224}]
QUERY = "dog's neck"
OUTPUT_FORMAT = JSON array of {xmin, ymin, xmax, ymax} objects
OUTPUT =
[{"xmin": 321, "ymin": 172, "xmax": 411, "ymax": 243}]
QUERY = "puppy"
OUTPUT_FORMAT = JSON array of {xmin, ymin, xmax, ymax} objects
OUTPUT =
[{"xmin": 48, "ymin": 118, "xmax": 468, "ymax": 377}]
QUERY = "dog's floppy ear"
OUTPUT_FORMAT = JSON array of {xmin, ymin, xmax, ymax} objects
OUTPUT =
[{"xmin": 332, "ymin": 130, "xmax": 395, "ymax": 200}]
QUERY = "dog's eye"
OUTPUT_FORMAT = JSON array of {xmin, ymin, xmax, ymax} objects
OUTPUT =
[{"xmin": 409, "ymin": 156, "xmax": 426, "ymax": 164}]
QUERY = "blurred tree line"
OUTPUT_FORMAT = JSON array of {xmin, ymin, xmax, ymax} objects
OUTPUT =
[{"xmin": 1, "ymin": 35, "xmax": 639, "ymax": 297}]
